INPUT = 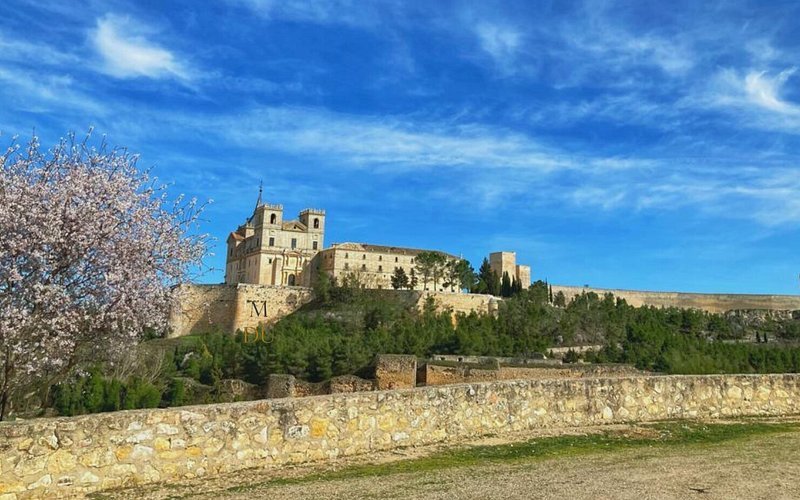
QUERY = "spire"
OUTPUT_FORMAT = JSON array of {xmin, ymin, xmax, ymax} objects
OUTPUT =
[{"xmin": 255, "ymin": 180, "xmax": 263, "ymax": 209}]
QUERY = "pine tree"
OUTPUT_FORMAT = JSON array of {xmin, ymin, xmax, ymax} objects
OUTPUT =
[
  {"xmin": 408, "ymin": 268, "xmax": 419, "ymax": 290},
  {"xmin": 477, "ymin": 258, "xmax": 500, "ymax": 296},
  {"xmin": 391, "ymin": 267, "xmax": 409, "ymax": 290}
]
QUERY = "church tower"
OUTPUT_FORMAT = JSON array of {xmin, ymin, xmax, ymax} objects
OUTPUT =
[{"xmin": 224, "ymin": 186, "xmax": 325, "ymax": 287}]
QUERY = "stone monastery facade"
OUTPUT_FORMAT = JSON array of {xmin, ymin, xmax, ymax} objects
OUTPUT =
[
  {"xmin": 225, "ymin": 187, "xmax": 325, "ymax": 287},
  {"xmin": 225, "ymin": 189, "xmax": 509, "ymax": 292},
  {"xmin": 317, "ymin": 242, "xmax": 460, "ymax": 292}
]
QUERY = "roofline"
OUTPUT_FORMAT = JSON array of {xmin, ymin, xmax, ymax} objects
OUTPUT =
[{"xmin": 325, "ymin": 242, "xmax": 459, "ymax": 260}]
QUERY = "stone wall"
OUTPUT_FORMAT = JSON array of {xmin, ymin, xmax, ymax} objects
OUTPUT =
[
  {"xmin": 169, "ymin": 286, "xmax": 495, "ymax": 337},
  {"xmin": 169, "ymin": 283, "xmax": 800, "ymax": 338},
  {"xmin": 416, "ymin": 291, "xmax": 497, "ymax": 317},
  {"xmin": 264, "ymin": 374, "xmax": 375, "ymax": 399},
  {"xmin": 374, "ymin": 355, "xmax": 417, "ymax": 390},
  {"xmin": 168, "ymin": 285, "xmax": 238, "ymax": 336},
  {"xmin": 3, "ymin": 374, "xmax": 800, "ymax": 498},
  {"xmin": 169, "ymin": 284, "xmax": 314, "ymax": 337},
  {"xmin": 552, "ymin": 285, "xmax": 800, "ymax": 313},
  {"xmin": 430, "ymin": 354, "xmax": 558, "ymax": 365},
  {"xmin": 420, "ymin": 362, "xmax": 643, "ymax": 386},
  {"xmin": 547, "ymin": 345, "xmax": 603, "ymax": 358}
]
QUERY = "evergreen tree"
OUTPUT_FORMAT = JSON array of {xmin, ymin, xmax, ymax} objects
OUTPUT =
[
  {"xmin": 477, "ymin": 258, "xmax": 500, "ymax": 296},
  {"xmin": 501, "ymin": 272, "xmax": 512, "ymax": 297},
  {"xmin": 456, "ymin": 259, "xmax": 477, "ymax": 291},
  {"xmin": 414, "ymin": 252, "xmax": 437, "ymax": 290},
  {"xmin": 409, "ymin": 268, "xmax": 419, "ymax": 290},
  {"xmin": 313, "ymin": 271, "xmax": 332, "ymax": 304},
  {"xmin": 390, "ymin": 267, "xmax": 409, "ymax": 290}
]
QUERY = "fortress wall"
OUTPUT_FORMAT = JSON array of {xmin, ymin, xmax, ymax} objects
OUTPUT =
[
  {"xmin": 168, "ymin": 285, "xmax": 238, "ymax": 337},
  {"xmin": 230, "ymin": 284, "xmax": 314, "ymax": 333},
  {"xmin": 169, "ymin": 283, "xmax": 800, "ymax": 338},
  {"xmin": 169, "ymin": 287, "xmax": 492, "ymax": 338},
  {"xmin": 3, "ymin": 373, "xmax": 800, "ymax": 498},
  {"xmin": 417, "ymin": 291, "xmax": 496, "ymax": 316},
  {"xmin": 168, "ymin": 284, "xmax": 313, "ymax": 337},
  {"xmin": 552, "ymin": 285, "xmax": 800, "ymax": 313}
]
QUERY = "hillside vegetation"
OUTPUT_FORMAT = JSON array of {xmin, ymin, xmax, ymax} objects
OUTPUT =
[{"xmin": 38, "ymin": 281, "xmax": 800, "ymax": 417}]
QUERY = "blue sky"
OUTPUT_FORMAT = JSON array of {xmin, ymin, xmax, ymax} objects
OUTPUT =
[{"xmin": 2, "ymin": 0, "xmax": 800, "ymax": 294}]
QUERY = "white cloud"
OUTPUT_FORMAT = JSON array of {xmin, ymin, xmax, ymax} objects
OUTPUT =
[
  {"xmin": 91, "ymin": 15, "xmax": 189, "ymax": 80},
  {"xmin": 698, "ymin": 67, "xmax": 800, "ymax": 134},
  {"xmin": 744, "ymin": 68, "xmax": 800, "ymax": 114}
]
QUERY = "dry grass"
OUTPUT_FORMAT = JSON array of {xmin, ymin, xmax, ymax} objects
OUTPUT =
[{"xmin": 96, "ymin": 418, "xmax": 800, "ymax": 500}]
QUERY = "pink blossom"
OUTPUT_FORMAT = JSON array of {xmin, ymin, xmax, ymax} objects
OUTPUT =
[{"xmin": 0, "ymin": 132, "xmax": 209, "ymax": 419}]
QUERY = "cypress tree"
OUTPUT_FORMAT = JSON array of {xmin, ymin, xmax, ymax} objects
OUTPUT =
[{"xmin": 501, "ymin": 272, "xmax": 512, "ymax": 297}]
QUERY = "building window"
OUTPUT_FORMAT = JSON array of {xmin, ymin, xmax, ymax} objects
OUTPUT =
[
  {"xmin": 379, "ymin": 255, "xmax": 382, "ymax": 261},
  {"xmin": 313, "ymin": 241, "xmax": 318, "ymax": 250},
  {"xmin": 378, "ymin": 265, "xmax": 383, "ymax": 272},
  {"xmin": 269, "ymin": 237, "xmax": 275, "ymax": 247},
  {"xmin": 395, "ymin": 256, "xmax": 398, "ymax": 262},
  {"xmin": 269, "ymin": 259, "xmax": 273, "ymax": 264},
  {"xmin": 361, "ymin": 264, "xmax": 367, "ymax": 271},
  {"xmin": 291, "ymin": 238, "xmax": 297, "ymax": 249},
  {"xmin": 270, "ymin": 213, "xmax": 277, "ymax": 224},
  {"xmin": 362, "ymin": 254, "xmax": 366, "ymax": 260},
  {"xmin": 344, "ymin": 263, "xmax": 349, "ymax": 270},
  {"xmin": 345, "ymin": 253, "xmax": 349, "ymax": 259},
  {"xmin": 288, "ymin": 274, "xmax": 296, "ymax": 286},
  {"xmin": 313, "ymin": 218, "xmax": 320, "ymax": 229}
]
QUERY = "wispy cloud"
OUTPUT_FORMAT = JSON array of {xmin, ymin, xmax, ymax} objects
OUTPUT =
[
  {"xmin": 210, "ymin": 106, "xmax": 577, "ymax": 172},
  {"xmin": 743, "ymin": 68, "xmax": 800, "ymax": 114},
  {"xmin": 698, "ymin": 66, "xmax": 800, "ymax": 134},
  {"xmin": 226, "ymin": 0, "xmax": 393, "ymax": 27},
  {"xmin": 91, "ymin": 14, "xmax": 190, "ymax": 80},
  {"xmin": 103, "ymin": 103, "xmax": 800, "ymax": 227},
  {"xmin": 0, "ymin": 34, "xmax": 80, "ymax": 67},
  {"xmin": 0, "ymin": 66, "xmax": 105, "ymax": 116},
  {"xmin": 473, "ymin": 22, "xmax": 523, "ymax": 74}
]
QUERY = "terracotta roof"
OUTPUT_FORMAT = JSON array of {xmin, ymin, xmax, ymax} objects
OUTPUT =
[{"xmin": 227, "ymin": 231, "xmax": 244, "ymax": 242}]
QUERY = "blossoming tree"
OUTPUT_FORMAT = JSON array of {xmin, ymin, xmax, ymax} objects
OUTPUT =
[{"xmin": 0, "ymin": 133, "xmax": 209, "ymax": 420}]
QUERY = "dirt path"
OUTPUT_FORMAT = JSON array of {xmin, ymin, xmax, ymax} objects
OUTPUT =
[{"xmin": 101, "ymin": 421, "xmax": 800, "ymax": 500}]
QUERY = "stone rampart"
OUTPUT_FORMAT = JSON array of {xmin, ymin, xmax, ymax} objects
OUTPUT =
[
  {"xmin": 169, "ymin": 283, "xmax": 800, "ymax": 337},
  {"xmin": 416, "ymin": 291, "xmax": 497, "ymax": 316},
  {"xmin": 168, "ymin": 284, "xmax": 314, "ymax": 337},
  {"xmin": 168, "ymin": 286, "xmax": 495, "ymax": 337},
  {"xmin": 552, "ymin": 285, "xmax": 800, "ymax": 313},
  {"xmin": 2, "ymin": 374, "xmax": 800, "ymax": 498}
]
